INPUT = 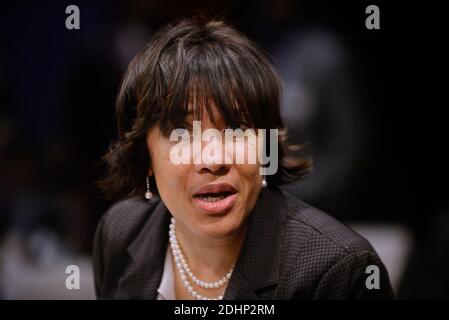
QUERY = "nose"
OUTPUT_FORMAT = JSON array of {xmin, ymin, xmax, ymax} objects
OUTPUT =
[
  {"xmin": 195, "ymin": 161, "xmax": 230, "ymax": 175},
  {"xmin": 193, "ymin": 135, "xmax": 231, "ymax": 175}
]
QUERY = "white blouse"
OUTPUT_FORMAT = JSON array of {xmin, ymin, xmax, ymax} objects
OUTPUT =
[{"xmin": 156, "ymin": 245, "xmax": 176, "ymax": 300}]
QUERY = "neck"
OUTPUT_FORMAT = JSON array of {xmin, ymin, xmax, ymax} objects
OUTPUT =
[{"xmin": 173, "ymin": 219, "xmax": 248, "ymax": 281}]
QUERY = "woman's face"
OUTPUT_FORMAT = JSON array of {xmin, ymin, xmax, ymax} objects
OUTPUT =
[{"xmin": 146, "ymin": 103, "xmax": 263, "ymax": 241}]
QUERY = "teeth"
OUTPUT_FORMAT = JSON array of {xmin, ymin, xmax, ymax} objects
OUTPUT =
[{"xmin": 201, "ymin": 195, "xmax": 226, "ymax": 202}]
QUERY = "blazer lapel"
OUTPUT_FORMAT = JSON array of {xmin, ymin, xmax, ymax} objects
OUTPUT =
[
  {"xmin": 117, "ymin": 199, "xmax": 171, "ymax": 299},
  {"xmin": 223, "ymin": 188, "xmax": 286, "ymax": 299}
]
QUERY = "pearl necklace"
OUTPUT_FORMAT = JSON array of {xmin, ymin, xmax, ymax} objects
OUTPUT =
[{"xmin": 168, "ymin": 218, "xmax": 233, "ymax": 300}]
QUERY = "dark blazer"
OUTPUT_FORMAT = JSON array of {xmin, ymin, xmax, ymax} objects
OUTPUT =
[{"xmin": 93, "ymin": 187, "xmax": 394, "ymax": 299}]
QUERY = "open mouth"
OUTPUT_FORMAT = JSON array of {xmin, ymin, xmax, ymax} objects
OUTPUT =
[
  {"xmin": 192, "ymin": 183, "xmax": 238, "ymax": 214},
  {"xmin": 194, "ymin": 191, "xmax": 235, "ymax": 202}
]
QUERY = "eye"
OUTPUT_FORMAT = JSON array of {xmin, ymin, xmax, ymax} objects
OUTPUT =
[
  {"xmin": 180, "ymin": 121, "xmax": 193, "ymax": 132},
  {"xmin": 224, "ymin": 124, "xmax": 249, "ymax": 131},
  {"xmin": 239, "ymin": 123, "xmax": 249, "ymax": 130}
]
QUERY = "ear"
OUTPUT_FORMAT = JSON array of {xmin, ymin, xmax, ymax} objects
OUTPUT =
[{"xmin": 147, "ymin": 168, "xmax": 153, "ymax": 176}]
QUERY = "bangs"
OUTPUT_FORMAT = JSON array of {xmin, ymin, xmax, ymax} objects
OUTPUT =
[{"xmin": 152, "ymin": 34, "xmax": 281, "ymax": 136}]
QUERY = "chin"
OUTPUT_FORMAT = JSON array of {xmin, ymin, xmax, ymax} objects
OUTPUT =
[{"xmin": 194, "ymin": 212, "xmax": 245, "ymax": 239}]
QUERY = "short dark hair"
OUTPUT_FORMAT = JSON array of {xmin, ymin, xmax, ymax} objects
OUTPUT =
[{"xmin": 98, "ymin": 16, "xmax": 312, "ymax": 201}]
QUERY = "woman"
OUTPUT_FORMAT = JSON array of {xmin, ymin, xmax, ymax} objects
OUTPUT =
[{"xmin": 94, "ymin": 17, "xmax": 394, "ymax": 300}]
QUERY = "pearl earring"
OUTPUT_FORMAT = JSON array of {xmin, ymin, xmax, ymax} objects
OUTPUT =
[
  {"xmin": 145, "ymin": 176, "xmax": 153, "ymax": 200},
  {"xmin": 261, "ymin": 177, "xmax": 268, "ymax": 188}
]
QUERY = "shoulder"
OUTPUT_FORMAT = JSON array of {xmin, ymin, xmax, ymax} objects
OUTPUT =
[
  {"xmin": 97, "ymin": 196, "xmax": 158, "ymax": 247},
  {"xmin": 280, "ymin": 190, "xmax": 374, "ymax": 254},
  {"xmin": 92, "ymin": 196, "xmax": 161, "ymax": 297},
  {"xmin": 273, "ymin": 189, "xmax": 394, "ymax": 298}
]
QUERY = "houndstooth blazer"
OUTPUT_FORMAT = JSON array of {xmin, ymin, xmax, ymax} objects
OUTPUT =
[{"xmin": 93, "ymin": 187, "xmax": 394, "ymax": 299}]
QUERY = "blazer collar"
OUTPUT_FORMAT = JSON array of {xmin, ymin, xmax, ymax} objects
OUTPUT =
[
  {"xmin": 117, "ymin": 199, "xmax": 170, "ymax": 299},
  {"xmin": 223, "ymin": 188, "xmax": 287, "ymax": 299},
  {"xmin": 118, "ymin": 187, "xmax": 287, "ymax": 300}
]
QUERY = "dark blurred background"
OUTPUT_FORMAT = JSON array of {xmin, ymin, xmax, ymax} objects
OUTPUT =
[{"xmin": 0, "ymin": 0, "xmax": 447, "ymax": 299}]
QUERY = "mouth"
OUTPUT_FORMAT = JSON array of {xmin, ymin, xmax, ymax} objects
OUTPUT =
[{"xmin": 192, "ymin": 183, "xmax": 238, "ymax": 214}]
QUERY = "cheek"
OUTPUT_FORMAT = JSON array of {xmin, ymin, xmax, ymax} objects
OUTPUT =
[
  {"xmin": 240, "ymin": 163, "xmax": 261, "ymax": 180},
  {"xmin": 150, "ymin": 143, "xmax": 169, "ymax": 177},
  {"xmin": 237, "ymin": 164, "xmax": 262, "ymax": 198},
  {"xmin": 152, "ymin": 144, "xmax": 186, "ymax": 190},
  {"xmin": 152, "ymin": 143, "xmax": 196, "ymax": 210},
  {"xmin": 224, "ymin": 137, "xmax": 260, "ymax": 165}
]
